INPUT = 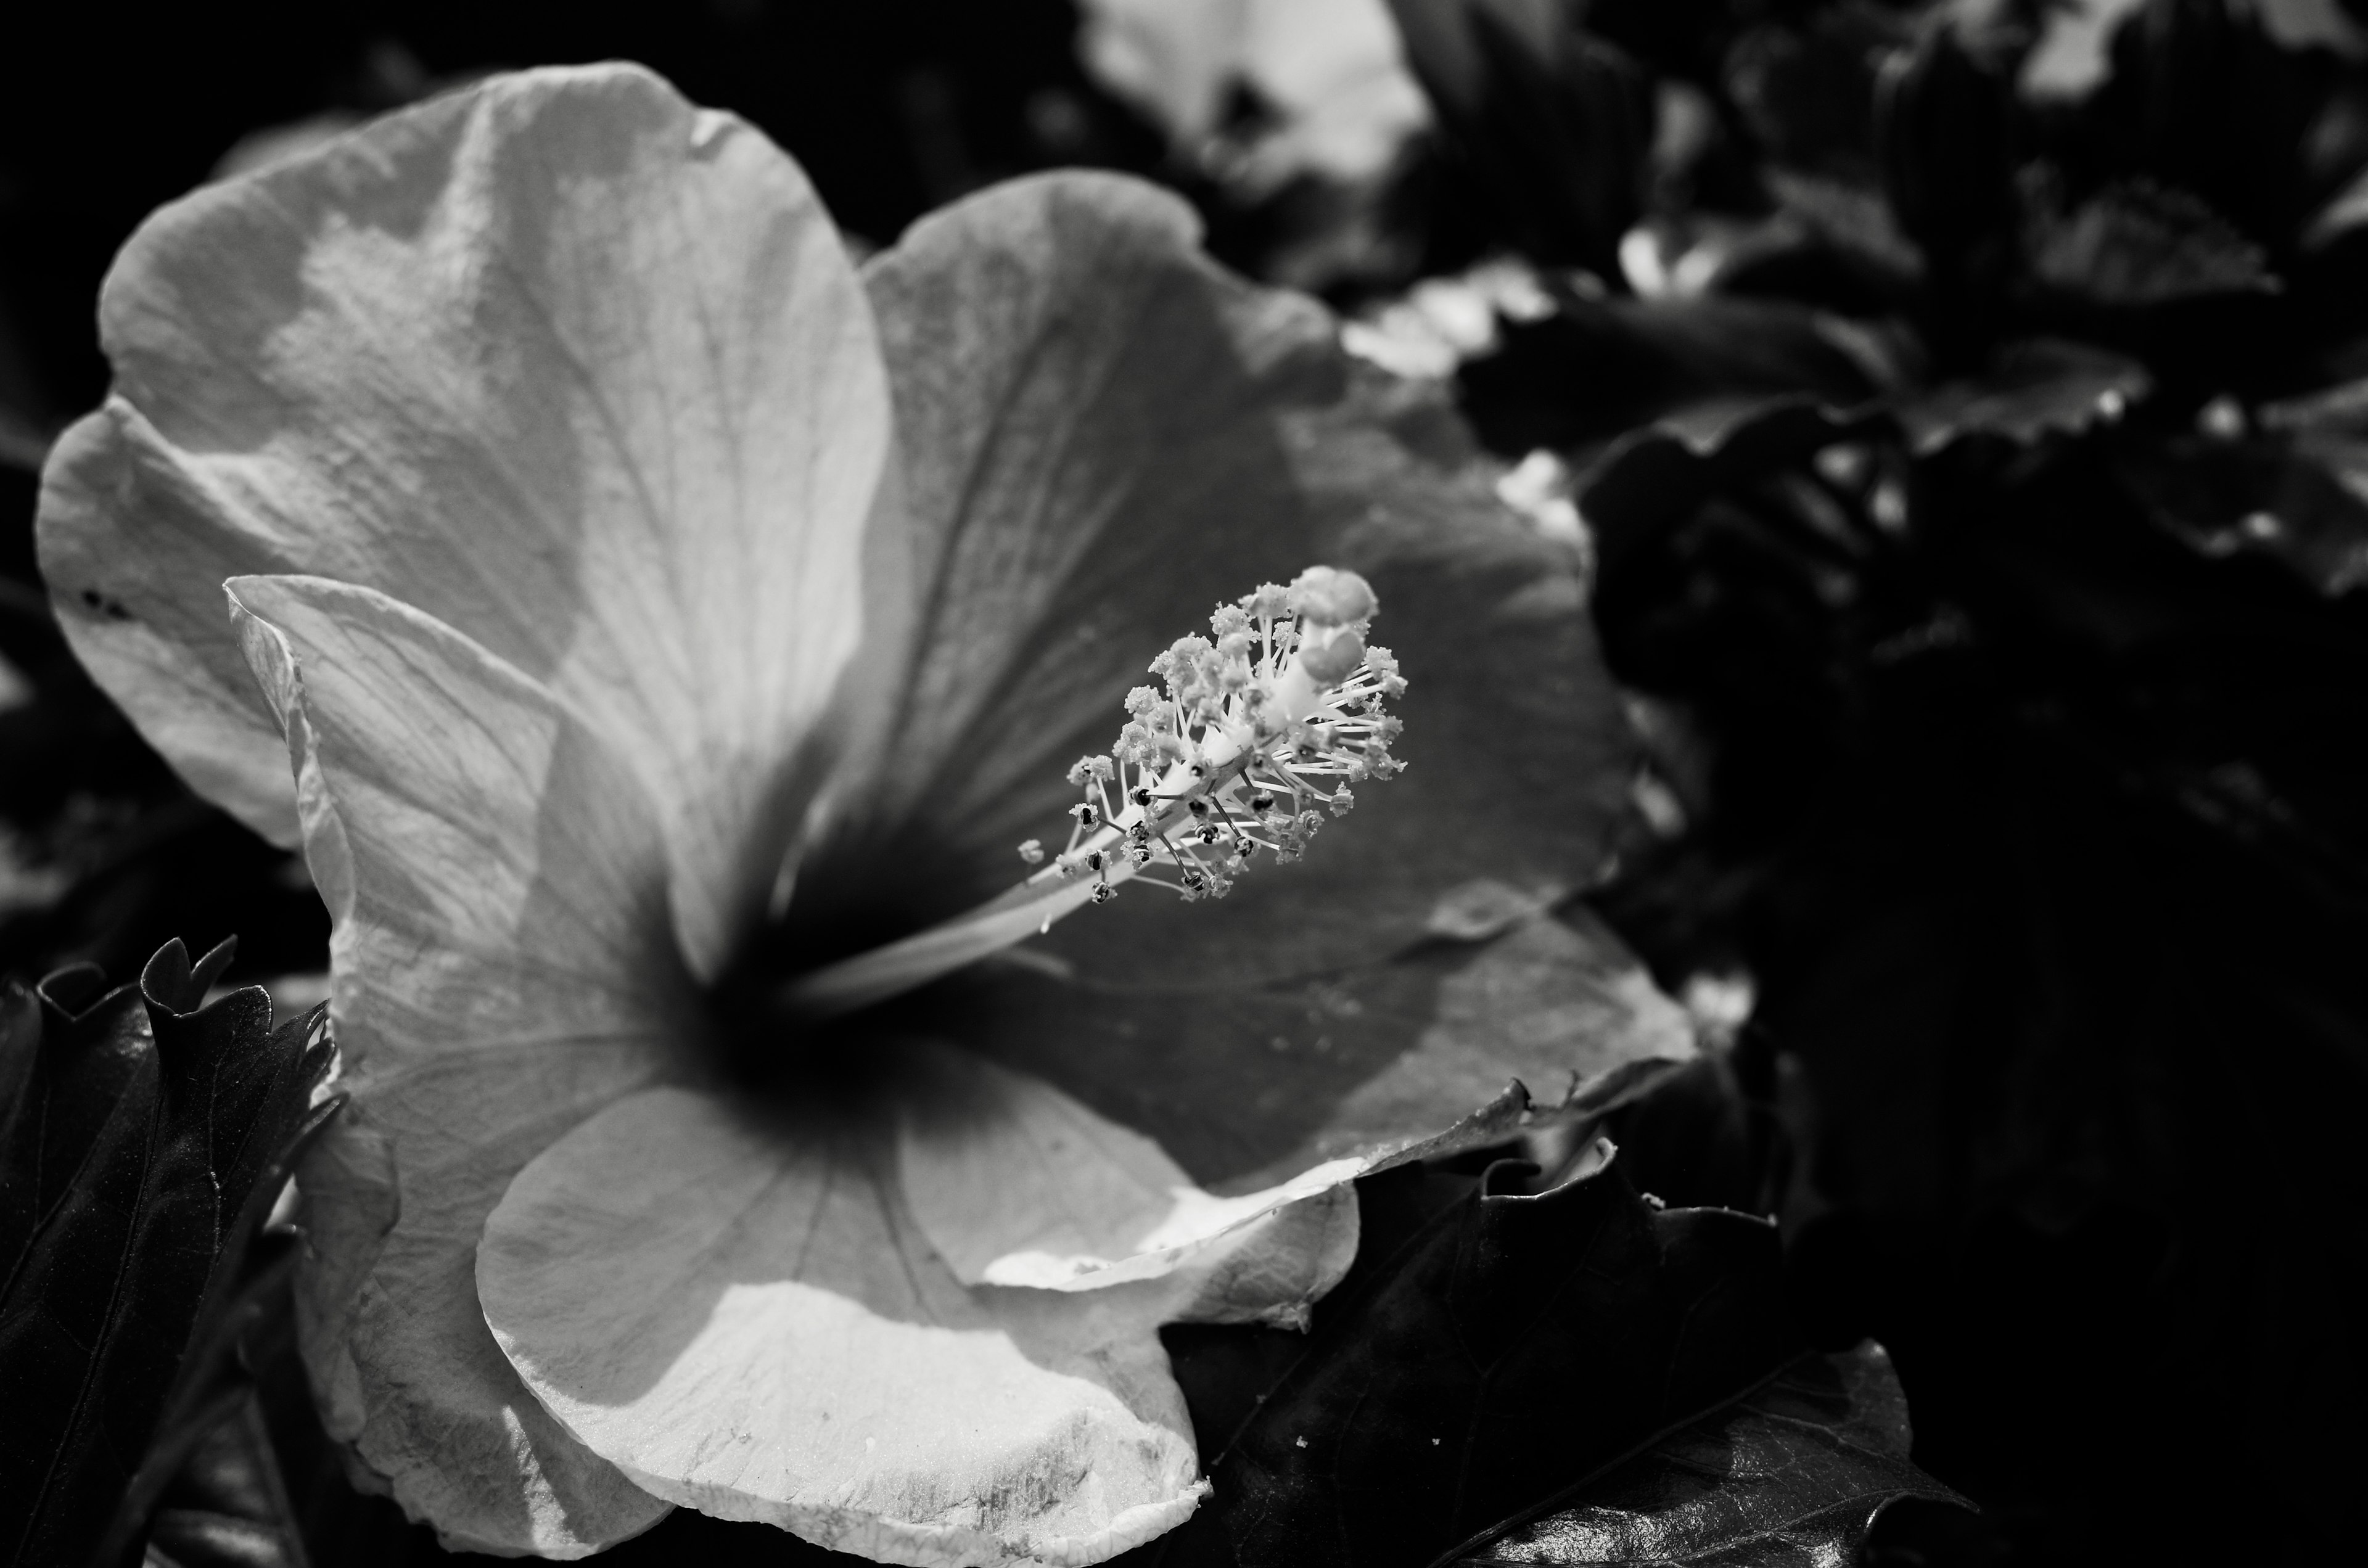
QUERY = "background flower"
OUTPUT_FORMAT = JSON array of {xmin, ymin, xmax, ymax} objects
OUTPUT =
[{"xmin": 1076, "ymin": 0, "xmax": 1431, "ymax": 187}]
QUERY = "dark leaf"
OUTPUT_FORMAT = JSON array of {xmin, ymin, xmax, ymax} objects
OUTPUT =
[
  {"xmin": 1584, "ymin": 384, "xmax": 2368, "ymax": 1558},
  {"xmin": 1457, "ymin": 1341, "xmax": 1971, "ymax": 1566},
  {"xmin": 1386, "ymin": 0, "xmax": 1651, "ymax": 275},
  {"xmin": 141, "ymin": 1394, "xmax": 306, "ymax": 1568},
  {"xmin": 2073, "ymin": 0, "xmax": 2348, "ymax": 245},
  {"xmin": 1578, "ymin": 398, "xmax": 1873, "ymax": 555},
  {"xmin": 1594, "ymin": 1046, "xmax": 1788, "ymax": 1222},
  {"xmin": 2259, "ymin": 374, "xmax": 2368, "ymax": 437},
  {"xmin": 0, "ymin": 938, "xmax": 335, "ymax": 1568},
  {"xmin": 1574, "ymin": 343, "xmax": 2147, "ymax": 545},
  {"xmin": 1193, "ymin": 1152, "xmax": 1805, "ymax": 1568},
  {"xmin": 0, "ymin": 963, "xmax": 149, "ymax": 1277},
  {"xmin": 1895, "ymin": 339, "xmax": 2152, "ymax": 454},
  {"xmin": 1722, "ymin": 16, "xmax": 1902, "ymax": 182},
  {"xmin": 1162, "ymin": 1162, "xmax": 1493, "ymax": 1479},
  {"xmin": 108, "ymin": 1221, "xmax": 330, "ymax": 1568},
  {"xmin": 1874, "ymin": 27, "xmax": 2015, "ymax": 292},
  {"xmin": 1462, "ymin": 296, "xmax": 1882, "ymax": 457},
  {"xmin": 1745, "ymin": 171, "xmax": 1927, "ymax": 305},
  {"xmin": 2116, "ymin": 427, "xmax": 2368, "ymax": 596},
  {"xmin": 2026, "ymin": 179, "xmax": 2279, "ymax": 306},
  {"xmin": 2303, "ymin": 162, "xmax": 2368, "ymax": 248}
]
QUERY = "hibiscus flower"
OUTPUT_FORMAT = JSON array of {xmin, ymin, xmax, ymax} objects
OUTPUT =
[{"xmin": 35, "ymin": 64, "xmax": 1687, "ymax": 1565}]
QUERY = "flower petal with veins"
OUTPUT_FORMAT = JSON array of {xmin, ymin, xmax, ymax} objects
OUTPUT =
[
  {"xmin": 480, "ymin": 1086, "xmax": 1209, "ymax": 1568},
  {"xmin": 40, "ymin": 62, "xmax": 890, "ymax": 977},
  {"xmin": 890, "ymin": 1040, "xmax": 1359, "ymax": 1309},
  {"xmin": 231, "ymin": 573, "xmax": 691, "ymax": 1554}
]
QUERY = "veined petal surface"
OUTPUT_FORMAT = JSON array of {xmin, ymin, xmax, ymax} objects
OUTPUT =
[
  {"xmin": 1021, "ymin": 364, "xmax": 1638, "ymax": 991},
  {"xmin": 39, "ymin": 62, "xmax": 890, "ymax": 977},
  {"xmin": 929, "ymin": 898, "xmax": 1692, "ymax": 1192},
  {"xmin": 480, "ymin": 1085, "xmax": 1214, "ymax": 1568},
  {"xmin": 230, "ymin": 574, "xmax": 693, "ymax": 1554},
  {"xmin": 889, "ymin": 1041, "xmax": 1359, "ymax": 1313},
  {"xmin": 832, "ymin": 174, "xmax": 1630, "ymax": 977}
]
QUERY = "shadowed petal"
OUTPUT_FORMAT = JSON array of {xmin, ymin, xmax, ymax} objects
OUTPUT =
[
  {"xmin": 802, "ymin": 174, "xmax": 1631, "ymax": 993},
  {"xmin": 231, "ymin": 573, "xmax": 694, "ymax": 1554},
  {"xmin": 39, "ymin": 63, "xmax": 890, "ymax": 977},
  {"xmin": 889, "ymin": 1040, "xmax": 1359, "ymax": 1315},
  {"xmin": 480, "ymin": 1085, "xmax": 1212, "ymax": 1567},
  {"xmin": 935, "ymin": 902, "xmax": 1693, "ymax": 1191},
  {"xmin": 1027, "ymin": 364, "xmax": 1639, "ymax": 987}
]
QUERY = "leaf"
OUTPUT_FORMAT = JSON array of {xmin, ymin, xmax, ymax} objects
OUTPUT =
[
  {"xmin": 1757, "ymin": 170, "xmax": 1927, "ymax": 295},
  {"xmin": 1462, "ymin": 295, "xmax": 1883, "ymax": 458},
  {"xmin": 2303, "ymin": 161, "xmax": 2368, "ymax": 248},
  {"xmin": 1573, "ymin": 342, "xmax": 2150, "ymax": 558},
  {"xmin": 2115, "ymin": 428, "xmax": 2368, "ymax": 596},
  {"xmin": 1186, "ymin": 1151, "xmax": 1805, "ymax": 1568},
  {"xmin": 1894, "ymin": 339, "xmax": 2152, "ymax": 454},
  {"xmin": 142, "ymin": 1393, "xmax": 307, "ymax": 1568},
  {"xmin": 0, "ymin": 938, "xmax": 336, "ymax": 1568},
  {"xmin": 1579, "ymin": 341, "xmax": 2368, "ymax": 1559},
  {"xmin": 2259, "ymin": 376, "xmax": 2368, "ymax": 437},
  {"xmin": 109, "ymin": 1223, "xmax": 326, "ymax": 1568},
  {"xmin": 1456, "ymin": 1341, "xmax": 1971, "ymax": 1566},
  {"xmin": 2115, "ymin": 375, "xmax": 2368, "ymax": 596},
  {"xmin": 2026, "ymin": 179, "xmax": 2280, "ymax": 305},
  {"xmin": 1875, "ymin": 27, "xmax": 2015, "ymax": 279},
  {"xmin": 1577, "ymin": 396, "xmax": 1871, "ymax": 554},
  {"xmin": 1384, "ymin": 0, "xmax": 1651, "ymax": 274},
  {"xmin": 1592, "ymin": 1048, "xmax": 1788, "ymax": 1223},
  {"xmin": 2070, "ymin": 0, "xmax": 2346, "ymax": 247},
  {"xmin": 1722, "ymin": 15, "xmax": 1904, "ymax": 181}
]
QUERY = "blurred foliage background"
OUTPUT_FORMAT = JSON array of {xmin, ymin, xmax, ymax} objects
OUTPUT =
[{"xmin": 6, "ymin": 2, "xmax": 2367, "ymax": 1564}]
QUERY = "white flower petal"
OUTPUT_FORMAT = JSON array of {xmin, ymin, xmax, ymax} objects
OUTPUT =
[
  {"xmin": 479, "ymin": 1086, "xmax": 1209, "ymax": 1567},
  {"xmin": 231, "ymin": 573, "xmax": 695, "ymax": 1554},
  {"xmin": 39, "ymin": 62, "xmax": 892, "ymax": 977},
  {"xmin": 38, "ymin": 413, "xmax": 311, "ymax": 842},
  {"xmin": 892, "ymin": 1041, "xmax": 1358, "ymax": 1320}
]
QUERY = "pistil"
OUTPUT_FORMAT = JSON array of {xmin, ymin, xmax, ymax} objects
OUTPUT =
[{"xmin": 778, "ymin": 566, "xmax": 1404, "ymax": 1020}]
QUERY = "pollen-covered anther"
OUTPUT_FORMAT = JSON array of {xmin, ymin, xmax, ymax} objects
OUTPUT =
[{"xmin": 1021, "ymin": 562, "xmax": 1403, "ymax": 914}]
